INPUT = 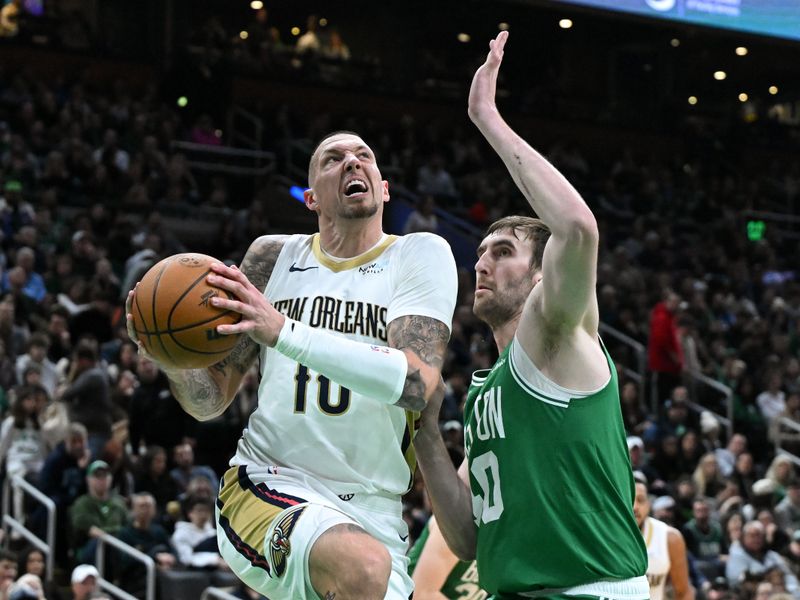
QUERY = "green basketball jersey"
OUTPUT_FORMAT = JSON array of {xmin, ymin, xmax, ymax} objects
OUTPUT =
[
  {"xmin": 463, "ymin": 338, "xmax": 647, "ymax": 595},
  {"xmin": 408, "ymin": 521, "xmax": 489, "ymax": 600}
]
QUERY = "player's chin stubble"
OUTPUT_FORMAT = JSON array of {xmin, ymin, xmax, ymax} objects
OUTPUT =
[{"xmin": 474, "ymin": 275, "xmax": 534, "ymax": 328}]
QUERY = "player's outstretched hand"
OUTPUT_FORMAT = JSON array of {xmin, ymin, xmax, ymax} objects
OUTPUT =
[
  {"xmin": 468, "ymin": 30, "xmax": 508, "ymax": 124},
  {"xmin": 206, "ymin": 262, "xmax": 286, "ymax": 347}
]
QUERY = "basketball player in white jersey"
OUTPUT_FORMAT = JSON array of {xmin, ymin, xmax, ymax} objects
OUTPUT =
[
  {"xmin": 633, "ymin": 482, "xmax": 695, "ymax": 600},
  {"xmin": 126, "ymin": 131, "xmax": 458, "ymax": 599}
]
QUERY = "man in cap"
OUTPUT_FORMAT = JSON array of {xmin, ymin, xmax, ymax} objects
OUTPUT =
[
  {"xmin": 68, "ymin": 460, "xmax": 129, "ymax": 563},
  {"xmin": 71, "ymin": 564, "xmax": 100, "ymax": 600}
]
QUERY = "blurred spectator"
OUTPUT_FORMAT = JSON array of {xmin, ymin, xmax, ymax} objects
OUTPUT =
[
  {"xmin": 715, "ymin": 433, "xmax": 748, "ymax": 479},
  {"xmin": 0, "ymin": 549, "xmax": 18, "ymax": 600},
  {"xmin": 628, "ymin": 435, "xmax": 660, "ymax": 485},
  {"xmin": 682, "ymin": 497, "xmax": 726, "ymax": 580},
  {"xmin": 60, "ymin": 340, "xmax": 113, "ymax": 459},
  {"xmin": 134, "ymin": 445, "xmax": 179, "ymax": 513},
  {"xmin": 15, "ymin": 333, "xmax": 59, "ymax": 396},
  {"xmin": 648, "ymin": 290, "xmax": 684, "ymax": 405},
  {"xmin": 732, "ymin": 452, "xmax": 758, "ymax": 505},
  {"xmin": 15, "ymin": 546, "xmax": 62, "ymax": 600},
  {"xmin": 116, "ymin": 492, "xmax": 177, "ymax": 595},
  {"xmin": 295, "ymin": 15, "xmax": 321, "ymax": 55},
  {"xmin": 170, "ymin": 442, "xmax": 218, "ymax": 494},
  {"xmin": 758, "ymin": 372, "xmax": 787, "ymax": 424},
  {"xmin": 692, "ymin": 452, "xmax": 727, "ymax": 500},
  {"xmin": 6, "ymin": 573, "xmax": 45, "ymax": 600},
  {"xmin": 70, "ymin": 564, "xmax": 100, "ymax": 600},
  {"xmin": 171, "ymin": 495, "xmax": 225, "ymax": 570},
  {"xmin": 0, "ymin": 0, "xmax": 22, "ymax": 37},
  {"xmin": 189, "ymin": 114, "xmax": 221, "ymax": 147},
  {"xmin": 68, "ymin": 460, "xmax": 129, "ymax": 564},
  {"xmin": 92, "ymin": 129, "xmax": 130, "ymax": 173},
  {"xmin": 128, "ymin": 357, "xmax": 192, "ymax": 455},
  {"xmin": 3, "ymin": 247, "xmax": 46, "ymax": 304},
  {"xmin": 321, "ymin": 29, "xmax": 350, "ymax": 61},
  {"xmin": 68, "ymin": 285, "xmax": 115, "ymax": 346},
  {"xmin": 403, "ymin": 195, "xmax": 438, "ymax": 235},
  {"xmin": 0, "ymin": 295, "xmax": 29, "ymax": 360},
  {"xmin": 766, "ymin": 455, "xmax": 798, "ymax": 504},
  {"xmin": 37, "ymin": 422, "xmax": 90, "ymax": 562},
  {"xmin": 0, "ymin": 384, "xmax": 47, "ymax": 530},
  {"xmin": 726, "ymin": 521, "xmax": 799, "ymax": 595},
  {"xmin": 416, "ymin": 154, "xmax": 457, "ymax": 199},
  {"xmin": 776, "ymin": 481, "xmax": 800, "ymax": 535}
]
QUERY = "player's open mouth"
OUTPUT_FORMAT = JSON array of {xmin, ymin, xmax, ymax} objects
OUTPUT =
[{"xmin": 343, "ymin": 178, "xmax": 369, "ymax": 198}]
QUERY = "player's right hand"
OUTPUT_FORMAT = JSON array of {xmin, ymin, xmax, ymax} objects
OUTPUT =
[{"xmin": 468, "ymin": 30, "xmax": 508, "ymax": 124}]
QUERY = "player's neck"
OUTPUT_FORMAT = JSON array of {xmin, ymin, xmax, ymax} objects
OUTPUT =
[
  {"xmin": 492, "ymin": 317, "xmax": 520, "ymax": 355},
  {"xmin": 318, "ymin": 222, "xmax": 385, "ymax": 258}
]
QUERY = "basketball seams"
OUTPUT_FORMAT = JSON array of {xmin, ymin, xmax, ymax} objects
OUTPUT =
[{"xmin": 151, "ymin": 260, "xmax": 176, "ymax": 365}]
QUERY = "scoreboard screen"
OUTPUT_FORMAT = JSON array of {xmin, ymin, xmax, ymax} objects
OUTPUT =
[{"xmin": 548, "ymin": 0, "xmax": 800, "ymax": 41}]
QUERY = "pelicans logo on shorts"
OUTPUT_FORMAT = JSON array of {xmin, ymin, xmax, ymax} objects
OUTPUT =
[{"xmin": 269, "ymin": 506, "xmax": 306, "ymax": 577}]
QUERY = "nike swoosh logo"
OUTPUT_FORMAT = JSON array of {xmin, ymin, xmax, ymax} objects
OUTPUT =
[
  {"xmin": 399, "ymin": 534, "xmax": 408, "ymax": 542},
  {"xmin": 289, "ymin": 263, "xmax": 319, "ymax": 272}
]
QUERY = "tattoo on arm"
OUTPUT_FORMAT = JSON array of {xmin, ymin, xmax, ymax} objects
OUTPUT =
[
  {"xmin": 211, "ymin": 336, "xmax": 259, "ymax": 376},
  {"xmin": 239, "ymin": 235, "xmax": 287, "ymax": 293},
  {"xmin": 168, "ymin": 371, "xmax": 228, "ymax": 421},
  {"xmin": 324, "ymin": 593, "xmax": 335, "ymax": 600},
  {"xmin": 388, "ymin": 315, "xmax": 450, "ymax": 411}
]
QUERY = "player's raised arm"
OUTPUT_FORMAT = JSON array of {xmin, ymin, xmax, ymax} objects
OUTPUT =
[
  {"xmin": 468, "ymin": 32, "xmax": 599, "ymax": 340},
  {"xmin": 126, "ymin": 235, "xmax": 287, "ymax": 421}
]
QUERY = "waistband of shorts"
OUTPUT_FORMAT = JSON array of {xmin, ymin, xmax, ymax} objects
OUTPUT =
[
  {"xmin": 229, "ymin": 463, "xmax": 402, "ymax": 516},
  {"xmin": 521, "ymin": 576, "xmax": 650, "ymax": 600}
]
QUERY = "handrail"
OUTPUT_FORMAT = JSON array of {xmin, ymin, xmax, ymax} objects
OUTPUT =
[
  {"xmin": 171, "ymin": 140, "xmax": 273, "ymax": 159},
  {"xmin": 685, "ymin": 370, "xmax": 734, "ymax": 440},
  {"xmin": 95, "ymin": 530, "xmax": 156, "ymax": 600},
  {"xmin": 1, "ymin": 475, "xmax": 56, "ymax": 582},
  {"xmin": 774, "ymin": 417, "xmax": 800, "ymax": 464},
  {"xmin": 200, "ymin": 587, "xmax": 243, "ymax": 600},
  {"xmin": 598, "ymin": 322, "xmax": 648, "ymax": 414}
]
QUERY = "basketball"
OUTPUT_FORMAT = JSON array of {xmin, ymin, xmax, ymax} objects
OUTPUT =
[{"xmin": 131, "ymin": 253, "xmax": 242, "ymax": 369}]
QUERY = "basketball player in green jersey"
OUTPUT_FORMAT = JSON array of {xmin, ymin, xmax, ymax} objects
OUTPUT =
[
  {"xmin": 414, "ymin": 31, "xmax": 649, "ymax": 600},
  {"xmin": 408, "ymin": 516, "xmax": 488, "ymax": 600}
]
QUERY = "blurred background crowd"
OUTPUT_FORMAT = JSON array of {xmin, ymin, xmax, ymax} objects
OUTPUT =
[{"xmin": 0, "ymin": 0, "xmax": 798, "ymax": 598}]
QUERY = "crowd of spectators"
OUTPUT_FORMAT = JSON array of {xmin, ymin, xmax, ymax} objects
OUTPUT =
[{"xmin": 0, "ymin": 18, "xmax": 799, "ymax": 600}]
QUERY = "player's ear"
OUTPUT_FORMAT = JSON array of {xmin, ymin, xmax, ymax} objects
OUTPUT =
[
  {"xmin": 532, "ymin": 270, "xmax": 543, "ymax": 286},
  {"xmin": 382, "ymin": 180, "xmax": 390, "ymax": 204},
  {"xmin": 304, "ymin": 188, "xmax": 317, "ymax": 211}
]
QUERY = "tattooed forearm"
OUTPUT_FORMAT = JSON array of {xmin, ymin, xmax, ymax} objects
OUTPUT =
[
  {"xmin": 167, "ymin": 369, "xmax": 229, "ymax": 421},
  {"xmin": 387, "ymin": 316, "xmax": 450, "ymax": 368},
  {"xmin": 239, "ymin": 235, "xmax": 288, "ymax": 292},
  {"xmin": 388, "ymin": 316, "xmax": 450, "ymax": 410},
  {"xmin": 395, "ymin": 368, "xmax": 426, "ymax": 411},
  {"xmin": 212, "ymin": 335, "xmax": 259, "ymax": 376}
]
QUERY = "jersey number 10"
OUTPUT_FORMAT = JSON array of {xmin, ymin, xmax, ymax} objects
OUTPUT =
[{"xmin": 293, "ymin": 364, "xmax": 351, "ymax": 415}]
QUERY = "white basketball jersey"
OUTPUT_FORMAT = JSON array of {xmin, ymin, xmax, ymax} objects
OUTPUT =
[
  {"xmin": 233, "ymin": 232, "xmax": 457, "ymax": 496},
  {"xmin": 644, "ymin": 517, "xmax": 671, "ymax": 600}
]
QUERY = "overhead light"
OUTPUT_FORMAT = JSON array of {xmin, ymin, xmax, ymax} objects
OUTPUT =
[
  {"xmin": 688, "ymin": 96, "xmax": 698, "ymax": 105},
  {"xmin": 559, "ymin": 19, "xmax": 573, "ymax": 29},
  {"xmin": 769, "ymin": 85, "xmax": 779, "ymax": 95},
  {"xmin": 239, "ymin": 30, "xmax": 249, "ymax": 40},
  {"xmin": 250, "ymin": 0, "xmax": 263, "ymax": 9},
  {"xmin": 498, "ymin": 22, "xmax": 510, "ymax": 31},
  {"xmin": 714, "ymin": 71, "xmax": 727, "ymax": 81},
  {"xmin": 457, "ymin": 33, "xmax": 471, "ymax": 43},
  {"xmin": 739, "ymin": 93, "xmax": 748, "ymax": 102},
  {"xmin": 670, "ymin": 38, "xmax": 680, "ymax": 47},
  {"xmin": 291, "ymin": 26, "xmax": 300, "ymax": 36},
  {"xmin": 319, "ymin": 18, "xmax": 328, "ymax": 27},
  {"xmin": 735, "ymin": 46, "xmax": 748, "ymax": 56},
  {"xmin": 177, "ymin": 96, "xmax": 188, "ymax": 108}
]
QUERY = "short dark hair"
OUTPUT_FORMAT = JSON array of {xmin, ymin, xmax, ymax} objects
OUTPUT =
[
  {"xmin": 484, "ymin": 216, "xmax": 551, "ymax": 271},
  {"xmin": 183, "ymin": 494, "xmax": 214, "ymax": 516},
  {"xmin": 308, "ymin": 130, "xmax": 371, "ymax": 185}
]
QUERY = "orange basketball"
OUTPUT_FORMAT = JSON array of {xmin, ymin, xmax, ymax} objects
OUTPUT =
[{"xmin": 131, "ymin": 253, "xmax": 242, "ymax": 369}]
